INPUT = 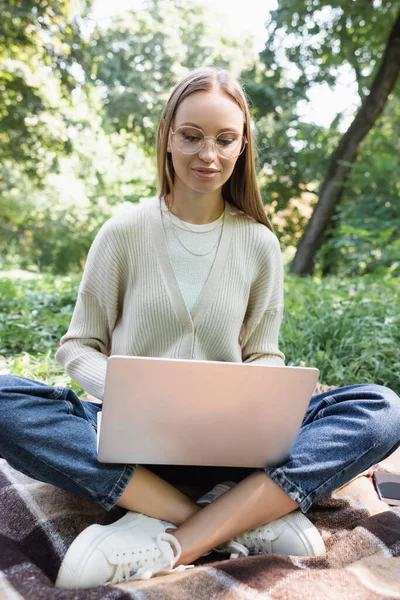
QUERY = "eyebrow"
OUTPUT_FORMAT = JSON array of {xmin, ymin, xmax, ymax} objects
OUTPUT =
[{"xmin": 177, "ymin": 121, "xmax": 242, "ymax": 134}]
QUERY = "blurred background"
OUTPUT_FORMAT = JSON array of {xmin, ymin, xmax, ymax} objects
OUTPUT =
[{"xmin": 0, "ymin": 0, "xmax": 399, "ymax": 393}]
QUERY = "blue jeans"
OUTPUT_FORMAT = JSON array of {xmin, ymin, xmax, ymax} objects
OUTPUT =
[{"xmin": 0, "ymin": 375, "xmax": 399, "ymax": 512}]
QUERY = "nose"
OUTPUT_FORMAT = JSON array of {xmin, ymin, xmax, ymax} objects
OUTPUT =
[{"xmin": 198, "ymin": 137, "xmax": 217, "ymax": 162}]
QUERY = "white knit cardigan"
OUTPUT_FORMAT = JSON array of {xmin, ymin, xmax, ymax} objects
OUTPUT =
[{"xmin": 56, "ymin": 197, "xmax": 285, "ymax": 400}]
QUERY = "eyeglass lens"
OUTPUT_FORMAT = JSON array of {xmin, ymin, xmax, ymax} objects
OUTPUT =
[{"xmin": 174, "ymin": 126, "xmax": 244, "ymax": 158}]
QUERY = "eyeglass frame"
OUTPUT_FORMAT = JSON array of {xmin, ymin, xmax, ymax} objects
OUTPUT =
[{"xmin": 169, "ymin": 126, "xmax": 248, "ymax": 159}]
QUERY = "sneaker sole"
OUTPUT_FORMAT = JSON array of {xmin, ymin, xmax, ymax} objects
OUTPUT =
[{"xmin": 281, "ymin": 512, "xmax": 326, "ymax": 556}]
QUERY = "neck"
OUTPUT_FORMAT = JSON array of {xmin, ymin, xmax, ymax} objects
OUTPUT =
[{"xmin": 166, "ymin": 186, "xmax": 225, "ymax": 225}]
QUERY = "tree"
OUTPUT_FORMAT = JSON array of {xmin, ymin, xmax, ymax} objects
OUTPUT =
[
  {"xmin": 291, "ymin": 9, "xmax": 400, "ymax": 274},
  {"xmin": 240, "ymin": 58, "xmax": 339, "ymax": 246},
  {"xmin": 80, "ymin": 0, "xmax": 256, "ymax": 151},
  {"xmin": 1, "ymin": 0, "xmax": 252, "ymax": 273},
  {"xmin": 258, "ymin": 0, "xmax": 400, "ymax": 274},
  {"xmin": 317, "ymin": 87, "xmax": 400, "ymax": 277},
  {"xmin": 0, "ymin": 0, "xmax": 92, "ymax": 179}
]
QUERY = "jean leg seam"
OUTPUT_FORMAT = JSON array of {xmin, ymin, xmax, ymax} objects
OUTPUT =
[
  {"xmin": 101, "ymin": 464, "xmax": 137, "ymax": 510},
  {"xmin": 265, "ymin": 467, "xmax": 307, "ymax": 506}
]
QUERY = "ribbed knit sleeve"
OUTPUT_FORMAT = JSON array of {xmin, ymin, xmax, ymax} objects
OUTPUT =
[
  {"xmin": 55, "ymin": 217, "xmax": 127, "ymax": 400},
  {"xmin": 241, "ymin": 306, "xmax": 285, "ymax": 366},
  {"xmin": 241, "ymin": 228, "xmax": 285, "ymax": 367}
]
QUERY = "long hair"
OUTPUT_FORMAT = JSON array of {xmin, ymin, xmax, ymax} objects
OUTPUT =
[{"xmin": 156, "ymin": 67, "xmax": 272, "ymax": 230}]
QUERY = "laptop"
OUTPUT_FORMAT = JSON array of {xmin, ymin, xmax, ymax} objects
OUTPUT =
[{"xmin": 97, "ymin": 356, "xmax": 319, "ymax": 468}]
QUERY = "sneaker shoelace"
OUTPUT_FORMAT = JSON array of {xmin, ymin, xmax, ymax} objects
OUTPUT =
[
  {"xmin": 110, "ymin": 532, "xmax": 184, "ymax": 583},
  {"xmin": 217, "ymin": 540, "xmax": 249, "ymax": 559},
  {"xmin": 235, "ymin": 526, "xmax": 279, "ymax": 555}
]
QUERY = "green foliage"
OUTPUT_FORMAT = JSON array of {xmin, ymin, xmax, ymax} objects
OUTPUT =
[
  {"xmin": 317, "ymin": 88, "xmax": 400, "ymax": 276},
  {"xmin": 0, "ymin": 273, "xmax": 79, "ymax": 354},
  {"xmin": 0, "ymin": 0, "xmax": 399, "ymax": 279},
  {"xmin": 0, "ymin": 0, "xmax": 103, "ymax": 274},
  {"xmin": 86, "ymin": 0, "xmax": 256, "ymax": 150},
  {"xmin": 266, "ymin": 0, "xmax": 398, "ymax": 94},
  {"xmin": 281, "ymin": 272, "xmax": 400, "ymax": 394},
  {"xmin": 0, "ymin": 0, "xmax": 251, "ymax": 274},
  {"xmin": 0, "ymin": 272, "xmax": 84, "ymax": 394},
  {"xmin": 0, "ymin": 0, "xmax": 92, "ymax": 178},
  {"xmin": 1, "ymin": 271, "xmax": 398, "ymax": 396},
  {"xmin": 0, "ymin": 89, "xmax": 156, "ymax": 273},
  {"xmin": 256, "ymin": 0, "xmax": 400, "ymax": 275}
]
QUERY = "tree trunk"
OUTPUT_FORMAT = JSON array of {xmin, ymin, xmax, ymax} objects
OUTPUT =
[{"xmin": 290, "ymin": 10, "xmax": 400, "ymax": 276}]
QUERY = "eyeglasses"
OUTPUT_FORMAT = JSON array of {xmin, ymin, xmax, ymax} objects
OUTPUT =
[{"xmin": 170, "ymin": 126, "xmax": 247, "ymax": 159}]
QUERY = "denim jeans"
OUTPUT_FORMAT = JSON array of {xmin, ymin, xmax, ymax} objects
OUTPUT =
[{"xmin": 0, "ymin": 375, "xmax": 399, "ymax": 512}]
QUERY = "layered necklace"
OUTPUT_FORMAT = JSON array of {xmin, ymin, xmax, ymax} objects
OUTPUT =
[{"xmin": 162, "ymin": 198, "xmax": 225, "ymax": 257}]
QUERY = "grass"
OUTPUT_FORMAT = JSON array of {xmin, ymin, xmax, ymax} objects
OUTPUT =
[
  {"xmin": 0, "ymin": 272, "xmax": 84, "ymax": 395},
  {"xmin": 282, "ymin": 273, "xmax": 399, "ymax": 393},
  {"xmin": 0, "ymin": 270, "xmax": 399, "ymax": 395}
]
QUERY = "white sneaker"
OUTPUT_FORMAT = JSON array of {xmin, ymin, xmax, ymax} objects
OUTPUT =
[
  {"xmin": 55, "ymin": 512, "xmax": 190, "ymax": 589},
  {"xmin": 198, "ymin": 482, "xmax": 325, "ymax": 558},
  {"xmin": 233, "ymin": 510, "xmax": 326, "ymax": 557}
]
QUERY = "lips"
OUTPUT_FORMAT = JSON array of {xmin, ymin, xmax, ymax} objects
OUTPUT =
[{"xmin": 193, "ymin": 168, "xmax": 219, "ymax": 173}]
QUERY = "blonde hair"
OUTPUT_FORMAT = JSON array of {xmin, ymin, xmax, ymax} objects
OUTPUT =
[{"xmin": 156, "ymin": 67, "xmax": 272, "ymax": 230}]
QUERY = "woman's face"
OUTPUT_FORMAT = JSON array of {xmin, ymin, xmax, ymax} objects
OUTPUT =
[{"xmin": 168, "ymin": 90, "xmax": 245, "ymax": 197}]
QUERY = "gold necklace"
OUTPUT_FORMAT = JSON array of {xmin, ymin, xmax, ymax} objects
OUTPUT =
[
  {"xmin": 163, "ymin": 196, "xmax": 225, "ymax": 234},
  {"xmin": 168, "ymin": 211, "xmax": 223, "ymax": 234},
  {"xmin": 169, "ymin": 215, "xmax": 224, "ymax": 257}
]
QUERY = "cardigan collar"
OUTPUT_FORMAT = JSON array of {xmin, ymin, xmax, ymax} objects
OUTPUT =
[{"xmin": 147, "ymin": 196, "xmax": 238, "ymax": 330}]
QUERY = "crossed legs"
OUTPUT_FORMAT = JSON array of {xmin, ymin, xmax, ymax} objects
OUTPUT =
[
  {"xmin": 1, "ymin": 376, "xmax": 400, "ymax": 569},
  {"xmin": 117, "ymin": 466, "xmax": 297, "ymax": 565}
]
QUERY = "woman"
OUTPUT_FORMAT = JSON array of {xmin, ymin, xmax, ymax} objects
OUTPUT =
[{"xmin": 0, "ymin": 67, "xmax": 399, "ymax": 589}]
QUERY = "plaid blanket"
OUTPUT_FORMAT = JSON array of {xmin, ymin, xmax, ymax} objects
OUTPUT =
[{"xmin": 1, "ymin": 458, "xmax": 400, "ymax": 599}]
